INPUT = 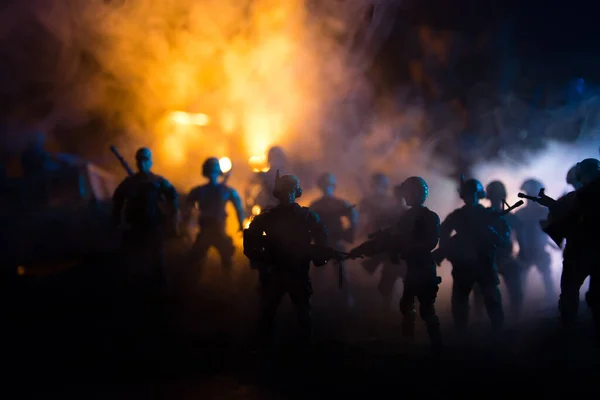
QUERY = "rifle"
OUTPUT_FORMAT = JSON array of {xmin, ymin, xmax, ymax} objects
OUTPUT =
[
  {"xmin": 517, "ymin": 188, "xmax": 557, "ymax": 209},
  {"xmin": 110, "ymin": 145, "xmax": 134, "ymax": 176},
  {"xmin": 432, "ymin": 200, "xmax": 524, "ymax": 265}
]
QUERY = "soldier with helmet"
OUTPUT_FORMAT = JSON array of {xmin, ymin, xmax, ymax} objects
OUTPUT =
[
  {"xmin": 349, "ymin": 177, "xmax": 443, "ymax": 351},
  {"xmin": 475, "ymin": 181, "xmax": 524, "ymax": 318},
  {"xmin": 243, "ymin": 171, "xmax": 329, "ymax": 349},
  {"xmin": 435, "ymin": 177, "xmax": 509, "ymax": 334},
  {"xmin": 247, "ymin": 146, "xmax": 290, "ymax": 212},
  {"xmin": 358, "ymin": 172, "xmax": 402, "ymax": 307},
  {"xmin": 184, "ymin": 157, "xmax": 245, "ymax": 271},
  {"xmin": 112, "ymin": 147, "xmax": 179, "ymax": 293},
  {"xmin": 309, "ymin": 172, "xmax": 358, "ymax": 306},
  {"xmin": 514, "ymin": 178, "xmax": 554, "ymax": 302},
  {"xmin": 556, "ymin": 159, "xmax": 600, "ymax": 337}
]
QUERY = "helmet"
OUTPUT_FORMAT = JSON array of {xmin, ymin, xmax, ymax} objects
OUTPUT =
[
  {"xmin": 520, "ymin": 179, "xmax": 544, "ymax": 196},
  {"xmin": 398, "ymin": 176, "xmax": 429, "ymax": 205},
  {"xmin": 566, "ymin": 164, "xmax": 580, "ymax": 187},
  {"xmin": 317, "ymin": 172, "xmax": 336, "ymax": 190},
  {"xmin": 267, "ymin": 146, "xmax": 287, "ymax": 166},
  {"xmin": 202, "ymin": 157, "xmax": 223, "ymax": 177},
  {"xmin": 460, "ymin": 178, "xmax": 486, "ymax": 199},
  {"xmin": 486, "ymin": 181, "xmax": 507, "ymax": 201},
  {"xmin": 273, "ymin": 170, "xmax": 302, "ymax": 199},
  {"xmin": 576, "ymin": 158, "xmax": 600, "ymax": 184},
  {"xmin": 135, "ymin": 147, "xmax": 152, "ymax": 161},
  {"xmin": 371, "ymin": 172, "xmax": 389, "ymax": 190}
]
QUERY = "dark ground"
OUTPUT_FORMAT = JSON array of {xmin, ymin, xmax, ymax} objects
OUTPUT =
[{"xmin": 2, "ymin": 247, "xmax": 600, "ymax": 399}]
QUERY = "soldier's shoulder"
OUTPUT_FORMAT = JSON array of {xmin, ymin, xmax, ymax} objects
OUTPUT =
[
  {"xmin": 423, "ymin": 207, "xmax": 441, "ymax": 222},
  {"xmin": 301, "ymin": 206, "xmax": 321, "ymax": 221}
]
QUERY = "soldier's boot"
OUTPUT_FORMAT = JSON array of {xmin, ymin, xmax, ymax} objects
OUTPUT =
[
  {"xmin": 401, "ymin": 316, "xmax": 416, "ymax": 341},
  {"xmin": 558, "ymin": 293, "xmax": 579, "ymax": 337},
  {"xmin": 426, "ymin": 320, "xmax": 443, "ymax": 354}
]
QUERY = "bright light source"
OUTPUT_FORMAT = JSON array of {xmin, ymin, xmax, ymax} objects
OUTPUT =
[
  {"xmin": 219, "ymin": 157, "xmax": 232, "ymax": 174},
  {"xmin": 251, "ymin": 205, "xmax": 262, "ymax": 216},
  {"xmin": 249, "ymin": 155, "xmax": 270, "ymax": 173},
  {"xmin": 169, "ymin": 111, "xmax": 210, "ymax": 126}
]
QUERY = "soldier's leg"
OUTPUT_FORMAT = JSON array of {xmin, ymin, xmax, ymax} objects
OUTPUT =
[
  {"xmin": 479, "ymin": 281, "xmax": 504, "ymax": 332},
  {"xmin": 471, "ymin": 284, "xmax": 486, "ymax": 319},
  {"xmin": 417, "ymin": 280, "xmax": 443, "ymax": 351},
  {"xmin": 450, "ymin": 273, "xmax": 473, "ymax": 333},
  {"xmin": 399, "ymin": 287, "xmax": 417, "ymax": 340},
  {"xmin": 288, "ymin": 278, "xmax": 314, "ymax": 344},
  {"xmin": 258, "ymin": 274, "xmax": 285, "ymax": 347},
  {"xmin": 379, "ymin": 262, "xmax": 402, "ymax": 308},
  {"xmin": 215, "ymin": 232, "xmax": 235, "ymax": 270},
  {"xmin": 189, "ymin": 232, "xmax": 211, "ymax": 271},
  {"xmin": 536, "ymin": 251, "xmax": 555, "ymax": 300},
  {"xmin": 558, "ymin": 258, "xmax": 589, "ymax": 331},
  {"xmin": 585, "ymin": 272, "xmax": 600, "ymax": 340},
  {"xmin": 500, "ymin": 259, "xmax": 524, "ymax": 318}
]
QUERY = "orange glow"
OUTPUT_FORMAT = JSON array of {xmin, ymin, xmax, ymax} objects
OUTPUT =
[{"xmin": 251, "ymin": 205, "xmax": 262, "ymax": 216}]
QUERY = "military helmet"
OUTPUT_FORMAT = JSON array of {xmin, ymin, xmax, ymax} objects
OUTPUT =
[
  {"xmin": 135, "ymin": 147, "xmax": 152, "ymax": 161},
  {"xmin": 566, "ymin": 164, "xmax": 579, "ymax": 186},
  {"xmin": 486, "ymin": 180, "xmax": 507, "ymax": 201},
  {"xmin": 317, "ymin": 172, "xmax": 337, "ymax": 190},
  {"xmin": 576, "ymin": 158, "xmax": 600, "ymax": 184},
  {"xmin": 520, "ymin": 179, "xmax": 544, "ymax": 196},
  {"xmin": 267, "ymin": 146, "xmax": 287, "ymax": 165},
  {"xmin": 273, "ymin": 170, "xmax": 302, "ymax": 199},
  {"xmin": 202, "ymin": 157, "xmax": 223, "ymax": 177},
  {"xmin": 460, "ymin": 178, "xmax": 486, "ymax": 199},
  {"xmin": 398, "ymin": 176, "xmax": 429, "ymax": 204}
]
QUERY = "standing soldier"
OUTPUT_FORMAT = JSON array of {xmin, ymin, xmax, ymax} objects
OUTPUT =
[
  {"xmin": 112, "ymin": 147, "xmax": 178, "ymax": 294},
  {"xmin": 553, "ymin": 160, "xmax": 600, "ymax": 337},
  {"xmin": 184, "ymin": 157, "xmax": 245, "ymax": 272},
  {"xmin": 435, "ymin": 178, "xmax": 509, "ymax": 335},
  {"xmin": 358, "ymin": 172, "xmax": 403, "ymax": 307},
  {"xmin": 349, "ymin": 177, "xmax": 443, "ymax": 352},
  {"xmin": 310, "ymin": 173, "xmax": 358, "ymax": 306},
  {"xmin": 479, "ymin": 181, "xmax": 524, "ymax": 318},
  {"xmin": 244, "ymin": 171, "xmax": 334, "ymax": 349},
  {"xmin": 514, "ymin": 179, "xmax": 554, "ymax": 303}
]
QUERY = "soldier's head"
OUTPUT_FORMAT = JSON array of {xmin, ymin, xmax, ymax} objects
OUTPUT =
[
  {"xmin": 272, "ymin": 170, "xmax": 302, "ymax": 203},
  {"xmin": 486, "ymin": 180, "xmax": 507, "ymax": 206},
  {"xmin": 398, "ymin": 176, "xmax": 429, "ymax": 207},
  {"xmin": 520, "ymin": 179, "xmax": 544, "ymax": 197},
  {"xmin": 317, "ymin": 172, "xmax": 336, "ymax": 197},
  {"xmin": 371, "ymin": 172, "xmax": 389, "ymax": 195},
  {"xmin": 135, "ymin": 147, "xmax": 152, "ymax": 173},
  {"xmin": 267, "ymin": 146, "xmax": 287, "ymax": 169},
  {"xmin": 459, "ymin": 178, "xmax": 486, "ymax": 206},
  {"xmin": 567, "ymin": 164, "xmax": 583, "ymax": 190},
  {"xmin": 576, "ymin": 158, "xmax": 600, "ymax": 186},
  {"xmin": 202, "ymin": 157, "xmax": 223, "ymax": 181}
]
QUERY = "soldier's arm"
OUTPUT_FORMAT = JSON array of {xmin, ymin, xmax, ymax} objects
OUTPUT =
[
  {"xmin": 308, "ymin": 209, "xmax": 328, "ymax": 246},
  {"xmin": 485, "ymin": 216, "xmax": 511, "ymax": 247},
  {"xmin": 438, "ymin": 212, "xmax": 456, "ymax": 249},
  {"xmin": 243, "ymin": 214, "xmax": 266, "ymax": 260},
  {"xmin": 112, "ymin": 179, "xmax": 128, "ymax": 227},
  {"xmin": 229, "ymin": 188, "xmax": 246, "ymax": 231},
  {"xmin": 162, "ymin": 179, "xmax": 179, "ymax": 211},
  {"xmin": 182, "ymin": 188, "xmax": 198, "ymax": 222}
]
